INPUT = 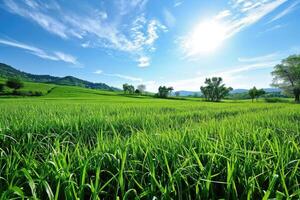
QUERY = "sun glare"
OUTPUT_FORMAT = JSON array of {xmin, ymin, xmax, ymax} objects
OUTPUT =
[{"xmin": 184, "ymin": 20, "xmax": 226, "ymax": 56}]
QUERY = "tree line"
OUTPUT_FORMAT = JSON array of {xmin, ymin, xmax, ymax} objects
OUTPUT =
[
  {"xmin": 122, "ymin": 84, "xmax": 146, "ymax": 95},
  {"xmin": 0, "ymin": 78, "xmax": 24, "ymax": 95},
  {"xmin": 0, "ymin": 78, "xmax": 44, "ymax": 96}
]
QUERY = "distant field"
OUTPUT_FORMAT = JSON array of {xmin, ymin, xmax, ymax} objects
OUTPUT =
[{"xmin": 0, "ymin": 88, "xmax": 299, "ymax": 199}]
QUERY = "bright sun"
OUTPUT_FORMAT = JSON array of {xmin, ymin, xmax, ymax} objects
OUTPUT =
[{"xmin": 184, "ymin": 20, "xmax": 226, "ymax": 56}]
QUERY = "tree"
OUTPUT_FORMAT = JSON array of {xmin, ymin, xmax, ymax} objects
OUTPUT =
[
  {"xmin": 6, "ymin": 79, "xmax": 24, "ymax": 92},
  {"xmin": 249, "ymin": 87, "xmax": 266, "ymax": 102},
  {"xmin": 0, "ymin": 83, "xmax": 4, "ymax": 93},
  {"xmin": 256, "ymin": 89, "xmax": 266, "ymax": 101},
  {"xmin": 123, "ymin": 83, "xmax": 135, "ymax": 94},
  {"xmin": 200, "ymin": 77, "xmax": 232, "ymax": 102},
  {"xmin": 137, "ymin": 84, "xmax": 146, "ymax": 94},
  {"xmin": 271, "ymin": 55, "xmax": 300, "ymax": 102},
  {"xmin": 123, "ymin": 83, "xmax": 129, "ymax": 94},
  {"xmin": 135, "ymin": 89, "xmax": 141, "ymax": 94},
  {"xmin": 175, "ymin": 91, "xmax": 180, "ymax": 97},
  {"xmin": 158, "ymin": 86, "xmax": 174, "ymax": 98},
  {"xmin": 127, "ymin": 85, "xmax": 135, "ymax": 94}
]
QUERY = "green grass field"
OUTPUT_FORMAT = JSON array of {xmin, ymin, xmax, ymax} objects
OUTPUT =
[{"xmin": 0, "ymin": 85, "xmax": 299, "ymax": 199}]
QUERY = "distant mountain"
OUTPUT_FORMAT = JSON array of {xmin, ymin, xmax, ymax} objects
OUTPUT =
[
  {"xmin": 175, "ymin": 88, "xmax": 281, "ymax": 97},
  {"xmin": 173, "ymin": 91, "xmax": 201, "ymax": 97},
  {"xmin": 230, "ymin": 89, "xmax": 248, "ymax": 94},
  {"xmin": 263, "ymin": 88, "xmax": 281, "ymax": 93},
  {"xmin": 231, "ymin": 88, "xmax": 281, "ymax": 94},
  {"xmin": 0, "ymin": 63, "xmax": 119, "ymax": 91}
]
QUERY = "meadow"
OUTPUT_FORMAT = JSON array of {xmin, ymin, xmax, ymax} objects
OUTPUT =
[{"xmin": 0, "ymin": 86, "xmax": 299, "ymax": 199}]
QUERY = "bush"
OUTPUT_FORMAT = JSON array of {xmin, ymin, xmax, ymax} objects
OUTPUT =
[
  {"xmin": 33, "ymin": 91, "xmax": 43, "ymax": 96},
  {"xmin": 264, "ymin": 98, "xmax": 290, "ymax": 103},
  {"xmin": 12, "ymin": 90, "xmax": 21, "ymax": 95},
  {"xmin": 0, "ymin": 83, "xmax": 4, "ymax": 93},
  {"xmin": 6, "ymin": 78, "xmax": 24, "ymax": 90}
]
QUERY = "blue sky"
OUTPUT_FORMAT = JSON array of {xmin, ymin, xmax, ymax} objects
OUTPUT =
[{"xmin": 0, "ymin": 0, "xmax": 299, "ymax": 91}]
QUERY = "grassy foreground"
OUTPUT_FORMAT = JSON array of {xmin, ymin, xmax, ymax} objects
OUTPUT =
[{"xmin": 0, "ymin": 90, "xmax": 299, "ymax": 199}]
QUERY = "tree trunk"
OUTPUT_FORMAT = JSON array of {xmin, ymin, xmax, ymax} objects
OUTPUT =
[
  {"xmin": 294, "ymin": 89, "xmax": 300, "ymax": 103},
  {"xmin": 295, "ymin": 93, "xmax": 300, "ymax": 102}
]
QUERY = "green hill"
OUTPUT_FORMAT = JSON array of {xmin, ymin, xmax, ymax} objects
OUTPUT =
[{"xmin": 0, "ymin": 63, "xmax": 119, "ymax": 91}]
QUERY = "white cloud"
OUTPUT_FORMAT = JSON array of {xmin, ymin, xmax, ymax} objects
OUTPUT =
[
  {"xmin": 54, "ymin": 52, "xmax": 78, "ymax": 65},
  {"xmin": 238, "ymin": 52, "xmax": 281, "ymax": 62},
  {"xmin": 174, "ymin": 0, "xmax": 183, "ymax": 7},
  {"xmin": 81, "ymin": 41, "xmax": 91, "ymax": 48},
  {"xmin": 3, "ymin": 0, "xmax": 166, "ymax": 67},
  {"xmin": 162, "ymin": 51, "xmax": 287, "ymax": 91},
  {"xmin": 145, "ymin": 20, "xmax": 167, "ymax": 46},
  {"xmin": 99, "ymin": 73, "xmax": 143, "ymax": 82},
  {"xmin": 215, "ymin": 10, "xmax": 231, "ymax": 20},
  {"xmin": 0, "ymin": 38, "xmax": 78, "ymax": 65},
  {"xmin": 163, "ymin": 9, "xmax": 176, "ymax": 28},
  {"xmin": 138, "ymin": 56, "xmax": 150, "ymax": 67},
  {"xmin": 4, "ymin": 0, "xmax": 70, "ymax": 39},
  {"xmin": 165, "ymin": 61, "xmax": 277, "ymax": 91},
  {"xmin": 259, "ymin": 24, "xmax": 285, "ymax": 34},
  {"xmin": 94, "ymin": 70, "xmax": 103, "ymax": 74},
  {"xmin": 269, "ymin": 0, "xmax": 300, "ymax": 23},
  {"xmin": 181, "ymin": 0, "xmax": 288, "ymax": 59}
]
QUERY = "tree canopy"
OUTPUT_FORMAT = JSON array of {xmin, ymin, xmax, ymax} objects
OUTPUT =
[
  {"xmin": 123, "ymin": 83, "xmax": 135, "ymax": 94},
  {"xmin": 271, "ymin": 55, "xmax": 300, "ymax": 102},
  {"xmin": 158, "ymin": 86, "xmax": 174, "ymax": 98},
  {"xmin": 200, "ymin": 77, "xmax": 232, "ymax": 102},
  {"xmin": 248, "ymin": 87, "xmax": 266, "ymax": 102},
  {"xmin": 137, "ymin": 84, "xmax": 146, "ymax": 93},
  {"xmin": 0, "ymin": 83, "xmax": 4, "ymax": 93},
  {"xmin": 6, "ymin": 78, "xmax": 24, "ymax": 91}
]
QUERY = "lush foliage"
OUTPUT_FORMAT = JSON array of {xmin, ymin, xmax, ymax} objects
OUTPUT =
[
  {"xmin": 272, "ymin": 55, "xmax": 300, "ymax": 102},
  {"xmin": 0, "ymin": 91, "xmax": 299, "ymax": 199},
  {"xmin": 200, "ymin": 77, "xmax": 233, "ymax": 102},
  {"xmin": 157, "ymin": 86, "xmax": 174, "ymax": 98},
  {"xmin": 137, "ymin": 84, "xmax": 146, "ymax": 93},
  {"xmin": 6, "ymin": 78, "xmax": 24, "ymax": 91},
  {"xmin": 0, "ymin": 83, "xmax": 4, "ymax": 93},
  {"xmin": 123, "ymin": 83, "xmax": 135, "ymax": 94},
  {"xmin": 248, "ymin": 87, "xmax": 266, "ymax": 102}
]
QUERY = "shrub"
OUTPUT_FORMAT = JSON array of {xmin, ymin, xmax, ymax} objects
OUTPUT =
[
  {"xmin": 6, "ymin": 78, "xmax": 24, "ymax": 91},
  {"xmin": 264, "ymin": 98, "xmax": 289, "ymax": 103},
  {"xmin": 33, "ymin": 91, "xmax": 43, "ymax": 96},
  {"xmin": 0, "ymin": 83, "xmax": 4, "ymax": 93}
]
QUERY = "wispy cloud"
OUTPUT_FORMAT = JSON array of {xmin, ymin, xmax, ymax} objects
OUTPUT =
[
  {"xmin": 259, "ymin": 24, "xmax": 285, "ymax": 34},
  {"xmin": 4, "ymin": 0, "xmax": 70, "ymax": 39},
  {"xmin": 163, "ymin": 51, "xmax": 285, "ymax": 91},
  {"xmin": 238, "ymin": 52, "xmax": 281, "ymax": 63},
  {"xmin": 53, "ymin": 52, "xmax": 78, "ymax": 65},
  {"xmin": 220, "ymin": 0, "xmax": 289, "ymax": 37},
  {"xmin": 3, "ymin": 0, "xmax": 166, "ymax": 67},
  {"xmin": 163, "ymin": 9, "xmax": 176, "ymax": 28},
  {"xmin": 94, "ymin": 70, "xmax": 103, "ymax": 74},
  {"xmin": 215, "ymin": 10, "xmax": 231, "ymax": 20},
  {"xmin": 138, "ymin": 56, "xmax": 150, "ymax": 67},
  {"xmin": 165, "ymin": 61, "xmax": 278, "ymax": 91},
  {"xmin": 94, "ymin": 70, "xmax": 143, "ymax": 82},
  {"xmin": 181, "ymin": 0, "xmax": 288, "ymax": 59},
  {"xmin": 0, "ymin": 38, "xmax": 78, "ymax": 65},
  {"xmin": 269, "ymin": 0, "xmax": 300, "ymax": 23},
  {"xmin": 174, "ymin": 0, "xmax": 183, "ymax": 7}
]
